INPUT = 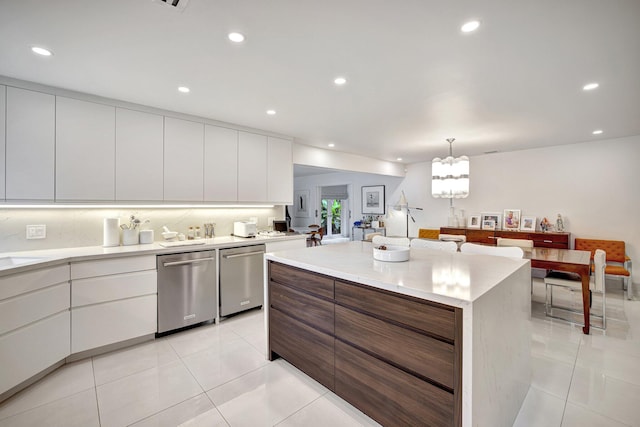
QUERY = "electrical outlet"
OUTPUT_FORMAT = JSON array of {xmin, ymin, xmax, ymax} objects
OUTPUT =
[{"xmin": 26, "ymin": 225, "xmax": 46, "ymax": 239}]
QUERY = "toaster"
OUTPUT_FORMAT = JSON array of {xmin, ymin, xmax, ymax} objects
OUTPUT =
[{"xmin": 233, "ymin": 221, "xmax": 257, "ymax": 237}]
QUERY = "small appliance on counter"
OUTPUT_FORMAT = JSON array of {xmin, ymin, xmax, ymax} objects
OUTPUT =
[{"xmin": 233, "ymin": 221, "xmax": 257, "ymax": 238}]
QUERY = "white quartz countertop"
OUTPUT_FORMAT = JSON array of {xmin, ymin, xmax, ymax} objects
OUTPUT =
[
  {"xmin": 0, "ymin": 233, "xmax": 306, "ymax": 277},
  {"xmin": 266, "ymin": 241, "xmax": 530, "ymax": 308}
]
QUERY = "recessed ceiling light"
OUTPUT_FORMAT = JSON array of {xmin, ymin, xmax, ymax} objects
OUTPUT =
[
  {"xmin": 461, "ymin": 20, "xmax": 480, "ymax": 33},
  {"xmin": 178, "ymin": 86, "xmax": 190, "ymax": 93},
  {"xmin": 592, "ymin": 129, "xmax": 603, "ymax": 135},
  {"xmin": 328, "ymin": 143, "xmax": 335, "ymax": 148},
  {"xmin": 266, "ymin": 109, "xmax": 276, "ymax": 115},
  {"xmin": 228, "ymin": 32, "xmax": 245, "ymax": 43},
  {"xmin": 31, "ymin": 46, "xmax": 53, "ymax": 56},
  {"xmin": 583, "ymin": 82, "xmax": 599, "ymax": 91},
  {"xmin": 334, "ymin": 77, "xmax": 347, "ymax": 85},
  {"xmin": 396, "ymin": 157, "xmax": 403, "ymax": 161}
]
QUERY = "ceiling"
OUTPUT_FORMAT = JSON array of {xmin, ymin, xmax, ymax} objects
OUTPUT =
[{"xmin": 1, "ymin": 0, "xmax": 639, "ymax": 165}]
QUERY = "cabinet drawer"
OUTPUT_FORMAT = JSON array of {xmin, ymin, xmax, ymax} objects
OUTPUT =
[
  {"xmin": 0, "ymin": 283, "xmax": 69, "ymax": 335},
  {"xmin": 0, "ymin": 264, "xmax": 69, "ymax": 300},
  {"xmin": 269, "ymin": 262, "xmax": 334, "ymax": 300},
  {"xmin": 465, "ymin": 230, "xmax": 495, "ymax": 244},
  {"xmin": 269, "ymin": 308, "xmax": 334, "ymax": 391},
  {"xmin": 439, "ymin": 227, "xmax": 465, "ymax": 236},
  {"xmin": 71, "ymin": 294, "xmax": 156, "ymax": 353},
  {"xmin": 335, "ymin": 340, "xmax": 454, "ymax": 427},
  {"xmin": 71, "ymin": 255, "xmax": 156, "ymax": 279},
  {"xmin": 270, "ymin": 281, "xmax": 334, "ymax": 334},
  {"xmin": 335, "ymin": 305, "xmax": 454, "ymax": 389},
  {"xmin": 72, "ymin": 270, "xmax": 157, "ymax": 307},
  {"xmin": 0, "ymin": 311, "xmax": 70, "ymax": 395},
  {"xmin": 335, "ymin": 280, "xmax": 456, "ymax": 341}
]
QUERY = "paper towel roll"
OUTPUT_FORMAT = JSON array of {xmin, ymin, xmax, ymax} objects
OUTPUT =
[{"xmin": 103, "ymin": 218, "xmax": 120, "ymax": 247}]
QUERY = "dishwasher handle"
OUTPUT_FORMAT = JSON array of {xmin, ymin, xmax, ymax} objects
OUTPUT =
[
  {"xmin": 163, "ymin": 257, "xmax": 215, "ymax": 267},
  {"xmin": 222, "ymin": 251, "xmax": 265, "ymax": 259}
]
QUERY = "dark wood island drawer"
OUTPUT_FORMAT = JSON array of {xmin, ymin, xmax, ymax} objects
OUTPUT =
[
  {"xmin": 335, "ymin": 340, "xmax": 455, "ymax": 427},
  {"xmin": 270, "ymin": 281, "xmax": 334, "ymax": 334},
  {"xmin": 335, "ymin": 280, "xmax": 457, "ymax": 341},
  {"xmin": 269, "ymin": 262, "xmax": 334, "ymax": 299}
]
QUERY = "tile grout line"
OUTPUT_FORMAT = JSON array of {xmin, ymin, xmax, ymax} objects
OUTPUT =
[
  {"xmin": 558, "ymin": 335, "xmax": 580, "ymax": 426},
  {"xmin": 273, "ymin": 393, "xmax": 327, "ymax": 426},
  {"xmin": 91, "ymin": 357, "xmax": 103, "ymax": 427}
]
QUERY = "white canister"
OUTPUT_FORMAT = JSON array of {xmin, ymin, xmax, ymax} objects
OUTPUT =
[
  {"xmin": 122, "ymin": 229, "xmax": 139, "ymax": 246},
  {"xmin": 371, "ymin": 220, "xmax": 380, "ymax": 228},
  {"xmin": 103, "ymin": 218, "xmax": 120, "ymax": 247},
  {"xmin": 139, "ymin": 230, "xmax": 154, "ymax": 244}
]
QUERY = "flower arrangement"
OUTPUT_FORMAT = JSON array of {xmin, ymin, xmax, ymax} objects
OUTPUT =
[{"xmin": 120, "ymin": 215, "xmax": 149, "ymax": 230}]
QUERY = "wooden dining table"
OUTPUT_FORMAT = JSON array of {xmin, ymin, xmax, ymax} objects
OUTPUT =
[{"xmin": 525, "ymin": 247, "xmax": 593, "ymax": 334}]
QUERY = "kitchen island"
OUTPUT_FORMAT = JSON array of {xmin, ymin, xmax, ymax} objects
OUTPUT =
[{"xmin": 265, "ymin": 241, "xmax": 531, "ymax": 427}]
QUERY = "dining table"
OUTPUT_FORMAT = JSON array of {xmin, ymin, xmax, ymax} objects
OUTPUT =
[{"xmin": 526, "ymin": 247, "xmax": 593, "ymax": 334}]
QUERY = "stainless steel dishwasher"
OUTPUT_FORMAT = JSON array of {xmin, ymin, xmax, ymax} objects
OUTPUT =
[
  {"xmin": 157, "ymin": 250, "xmax": 216, "ymax": 334},
  {"xmin": 219, "ymin": 244, "xmax": 266, "ymax": 317}
]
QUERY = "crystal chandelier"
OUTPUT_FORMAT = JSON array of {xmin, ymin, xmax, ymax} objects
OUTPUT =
[{"xmin": 431, "ymin": 138, "xmax": 469, "ymax": 199}]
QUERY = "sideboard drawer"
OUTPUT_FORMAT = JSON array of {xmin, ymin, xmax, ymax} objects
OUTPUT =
[
  {"xmin": 465, "ymin": 230, "xmax": 495, "ymax": 244},
  {"xmin": 335, "ymin": 280, "xmax": 456, "ymax": 341},
  {"xmin": 270, "ymin": 281, "xmax": 334, "ymax": 334},
  {"xmin": 269, "ymin": 262, "xmax": 334, "ymax": 299}
]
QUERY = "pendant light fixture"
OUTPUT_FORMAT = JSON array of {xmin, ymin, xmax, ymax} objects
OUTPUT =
[{"xmin": 431, "ymin": 138, "xmax": 469, "ymax": 200}]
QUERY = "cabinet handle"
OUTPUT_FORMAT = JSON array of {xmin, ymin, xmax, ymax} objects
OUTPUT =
[
  {"xmin": 223, "ymin": 251, "xmax": 264, "ymax": 259},
  {"xmin": 163, "ymin": 257, "xmax": 215, "ymax": 267},
  {"xmin": 543, "ymin": 240, "xmax": 552, "ymax": 243}
]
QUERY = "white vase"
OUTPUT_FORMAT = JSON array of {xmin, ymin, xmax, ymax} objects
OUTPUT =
[{"xmin": 122, "ymin": 229, "xmax": 139, "ymax": 246}]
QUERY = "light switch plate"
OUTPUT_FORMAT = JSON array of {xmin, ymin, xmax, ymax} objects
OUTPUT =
[{"xmin": 26, "ymin": 225, "xmax": 46, "ymax": 239}]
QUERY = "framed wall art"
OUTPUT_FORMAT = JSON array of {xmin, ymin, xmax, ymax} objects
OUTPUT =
[
  {"xmin": 467, "ymin": 215, "xmax": 481, "ymax": 229},
  {"xmin": 520, "ymin": 216, "xmax": 537, "ymax": 232},
  {"xmin": 482, "ymin": 220, "xmax": 496, "ymax": 231},
  {"xmin": 502, "ymin": 209, "xmax": 521, "ymax": 230},
  {"xmin": 294, "ymin": 189, "xmax": 310, "ymax": 218},
  {"xmin": 482, "ymin": 213, "xmax": 502, "ymax": 230},
  {"xmin": 362, "ymin": 185, "xmax": 385, "ymax": 215}
]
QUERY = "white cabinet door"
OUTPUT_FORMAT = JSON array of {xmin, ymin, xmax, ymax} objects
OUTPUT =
[
  {"xmin": 56, "ymin": 97, "xmax": 115, "ymax": 200},
  {"xmin": 163, "ymin": 117, "xmax": 204, "ymax": 201},
  {"xmin": 116, "ymin": 108, "xmax": 164, "ymax": 201},
  {"xmin": 0, "ymin": 85, "xmax": 5, "ymax": 200},
  {"xmin": 267, "ymin": 136, "xmax": 293, "ymax": 204},
  {"xmin": 204, "ymin": 125, "xmax": 238, "ymax": 201},
  {"xmin": 238, "ymin": 131, "xmax": 267, "ymax": 202},
  {"xmin": 6, "ymin": 87, "xmax": 56, "ymax": 200}
]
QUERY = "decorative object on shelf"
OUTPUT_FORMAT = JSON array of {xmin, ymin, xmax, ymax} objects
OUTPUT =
[
  {"xmin": 520, "ymin": 216, "xmax": 537, "ymax": 232},
  {"xmin": 482, "ymin": 220, "xmax": 496, "ymax": 231},
  {"xmin": 482, "ymin": 212, "xmax": 502, "ymax": 230},
  {"xmin": 294, "ymin": 189, "xmax": 310, "ymax": 218},
  {"xmin": 502, "ymin": 209, "xmax": 521, "ymax": 230},
  {"xmin": 540, "ymin": 217, "xmax": 554, "ymax": 232},
  {"xmin": 362, "ymin": 185, "xmax": 385, "ymax": 215},
  {"xmin": 389, "ymin": 190, "xmax": 423, "ymax": 237},
  {"xmin": 467, "ymin": 214, "xmax": 481, "ymax": 229},
  {"xmin": 431, "ymin": 138, "xmax": 470, "ymax": 200},
  {"xmin": 556, "ymin": 214, "xmax": 564, "ymax": 232},
  {"xmin": 103, "ymin": 218, "xmax": 120, "ymax": 247}
]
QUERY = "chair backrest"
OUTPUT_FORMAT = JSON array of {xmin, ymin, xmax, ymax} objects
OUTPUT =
[
  {"xmin": 372, "ymin": 236, "xmax": 410, "ymax": 247},
  {"xmin": 364, "ymin": 232, "xmax": 383, "ymax": 242},
  {"xmin": 496, "ymin": 238, "xmax": 534, "ymax": 249},
  {"xmin": 575, "ymin": 238, "xmax": 625, "ymax": 263},
  {"xmin": 592, "ymin": 249, "xmax": 606, "ymax": 292},
  {"xmin": 410, "ymin": 239, "xmax": 458, "ymax": 252},
  {"xmin": 418, "ymin": 228, "xmax": 440, "ymax": 239},
  {"xmin": 439, "ymin": 234, "xmax": 467, "ymax": 243},
  {"xmin": 460, "ymin": 242, "xmax": 524, "ymax": 258}
]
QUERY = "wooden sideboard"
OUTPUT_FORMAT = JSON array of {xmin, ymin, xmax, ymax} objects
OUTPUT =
[
  {"xmin": 440, "ymin": 227, "xmax": 570, "ymax": 249},
  {"xmin": 268, "ymin": 261, "xmax": 463, "ymax": 427}
]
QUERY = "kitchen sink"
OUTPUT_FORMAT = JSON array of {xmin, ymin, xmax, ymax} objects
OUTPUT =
[{"xmin": 0, "ymin": 256, "xmax": 47, "ymax": 269}]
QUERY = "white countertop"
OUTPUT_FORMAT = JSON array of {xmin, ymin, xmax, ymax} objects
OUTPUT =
[
  {"xmin": 266, "ymin": 241, "xmax": 529, "ymax": 308},
  {"xmin": 0, "ymin": 233, "xmax": 306, "ymax": 277}
]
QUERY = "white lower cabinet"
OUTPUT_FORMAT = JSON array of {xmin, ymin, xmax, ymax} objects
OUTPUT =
[{"xmin": 70, "ymin": 256, "xmax": 157, "ymax": 354}]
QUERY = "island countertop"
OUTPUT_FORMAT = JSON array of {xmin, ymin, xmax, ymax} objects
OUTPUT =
[{"xmin": 265, "ymin": 240, "xmax": 529, "ymax": 308}]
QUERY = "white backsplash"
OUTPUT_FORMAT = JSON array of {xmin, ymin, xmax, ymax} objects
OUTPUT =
[{"xmin": 0, "ymin": 207, "xmax": 284, "ymax": 252}]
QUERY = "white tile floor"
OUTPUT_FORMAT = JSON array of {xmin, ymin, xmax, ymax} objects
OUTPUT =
[{"xmin": 0, "ymin": 279, "xmax": 638, "ymax": 427}]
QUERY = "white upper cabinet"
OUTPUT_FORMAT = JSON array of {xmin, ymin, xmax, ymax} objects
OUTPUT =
[
  {"xmin": 267, "ymin": 136, "xmax": 293, "ymax": 204},
  {"xmin": 6, "ymin": 87, "xmax": 55, "ymax": 200},
  {"xmin": 204, "ymin": 125, "xmax": 238, "ymax": 201},
  {"xmin": 115, "ymin": 108, "xmax": 164, "ymax": 201},
  {"xmin": 163, "ymin": 117, "xmax": 204, "ymax": 201},
  {"xmin": 238, "ymin": 131, "xmax": 267, "ymax": 202},
  {"xmin": 56, "ymin": 97, "xmax": 115, "ymax": 200},
  {"xmin": 0, "ymin": 86, "xmax": 5, "ymax": 200}
]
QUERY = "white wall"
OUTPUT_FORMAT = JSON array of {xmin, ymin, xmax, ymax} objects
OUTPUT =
[
  {"xmin": 0, "ymin": 207, "xmax": 283, "ymax": 252},
  {"xmin": 293, "ymin": 144, "xmax": 405, "ymax": 177},
  {"xmin": 398, "ymin": 135, "xmax": 639, "ymax": 286}
]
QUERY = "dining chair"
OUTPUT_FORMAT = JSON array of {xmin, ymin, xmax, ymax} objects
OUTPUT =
[
  {"xmin": 496, "ymin": 238, "xmax": 533, "ymax": 250},
  {"xmin": 410, "ymin": 239, "xmax": 458, "ymax": 252},
  {"xmin": 574, "ymin": 238, "xmax": 632, "ymax": 300},
  {"xmin": 439, "ymin": 234, "xmax": 467, "ymax": 243},
  {"xmin": 544, "ymin": 249, "xmax": 606, "ymax": 329},
  {"xmin": 372, "ymin": 236, "xmax": 410, "ymax": 247},
  {"xmin": 306, "ymin": 224, "xmax": 323, "ymax": 247},
  {"xmin": 418, "ymin": 228, "xmax": 440, "ymax": 239},
  {"xmin": 460, "ymin": 242, "xmax": 524, "ymax": 258}
]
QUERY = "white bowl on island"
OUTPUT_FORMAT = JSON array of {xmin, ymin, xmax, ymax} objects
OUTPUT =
[{"xmin": 373, "ymin": 245, "xmax": 410, "ymax": 262}]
